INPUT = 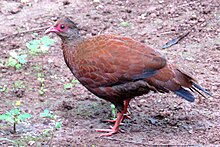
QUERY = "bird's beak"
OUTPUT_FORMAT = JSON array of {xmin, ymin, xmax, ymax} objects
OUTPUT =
[{"xmin": 45, "ymin": 26, "xmax": 59, "ymax": 34}]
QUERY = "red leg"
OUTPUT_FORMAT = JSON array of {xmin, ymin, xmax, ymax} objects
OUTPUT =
[
  {"xmin": 96, "ymin": 99, "xmax": 132, "ymax": 136},
  {"xmin": 103, "ymin": 98, "xmax": 132, "ymax": 123},
  {"xmin": 96, "ymin": 111, "xmax": 124, "ymax": 136},
  {"xmin": 122, "ymin": 98, "xmax": 131, "ymax": 121}
]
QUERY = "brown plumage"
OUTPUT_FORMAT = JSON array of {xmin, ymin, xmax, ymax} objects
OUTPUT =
[{"xmin": 45, "ymin": 17, "xmax": 211, "ymax": 136}]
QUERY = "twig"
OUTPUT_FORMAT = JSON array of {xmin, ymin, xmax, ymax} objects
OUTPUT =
[
  {"xmin": 162, "ymin": 31, "xmax": 190, "ymax": 49},
  {"xmin": 102, "ymin": 137, "xmax": 145, "ymax": 145},
  {"xmin": 0, "ymin": 26, "xmax": 50, "ymax": 41}
]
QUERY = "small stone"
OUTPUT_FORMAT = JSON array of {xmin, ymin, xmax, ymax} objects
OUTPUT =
[
  {"xmin": 63, "ymin": 0, "xmax": 70, "ymax": 5},
  {"xmin": 28, "ymin": 141, "xmax": 35, "ymax": 146},
  {"xmin": 139, "ymin": 13, "xmax": 148, "ymax": 20},
  {"xmin": 158, "ymin": 0, "xmax": 164, "ymax": 4},
  {"xmin": 198, "ymin": 18, "xmax": 205, "ymax": 22},
  {"xmin": 200, "ymin": 22, "xmax": 207, "ymax": 27},
  {"xmin": 150, "ymin": 13, "xmax": 157, "ymax": 18},
  {"xmin": 188, "ymin": 20, "xmax": 197, "ymax": 24}
]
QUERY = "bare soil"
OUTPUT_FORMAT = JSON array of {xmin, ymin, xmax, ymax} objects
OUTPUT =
[{"xmin": 0, "ymin": 0, "xmax": 220, "ymax": 146}]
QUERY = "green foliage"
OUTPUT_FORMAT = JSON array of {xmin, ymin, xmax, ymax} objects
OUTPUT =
[
  {"xmin": 71, "ymin": 79, "xmax": 79, "ymax": 84},
  {"xmin": 111, "ymin": 104, "xmax": 116, "ymax": 119},
  {"xmin": 26, "ymin": 36, "xmax": 54, "ymax": 55},
  {"xmin": 64, "ymin": 83, "xmax": 73, "ymax": 90},
  {"xmin": 55, "ymin": 122, "xmax": 62, "ymax": 129},
  {"xmin": 0, "ymin": 85, "xmax": 7, "ymax": 92},
  {"xmin": 64, "ymin": 79, "xmax": 79, "ymax": 90},
  {"xmin": 39, "ymin": 86, "xmax": 46, "ymax": 96},
  {"xmin": 40, "ymin": 109, "xmax": 54, "ymax": 119},
  {"xmin": 40, "ymin": 109, "xmax": 62, "ymax": 129},
  {"xmin": 13, "ymin": 80, "xmax": 25, "ymax": 89},
  {"xmin": 7, "ymin": 51, "xmax": 27, "ymax": 69},
  {"xmin": 120, "ymin": 21, "xmax": 130, "ymax": 27},
  {"xmin": 0, "ymin": 107, "xmax": 32, "ymax": 133},
  {"xmin": 40, "ymin": 109, "xmax": 63, "ymax": 146},
  {"xmin": 37, "ymin": 73, "xmax": 47, "ymax": 96},
  {"xmin": 37, "ymin": 73, "xmax": 45, "ymax": 83}
]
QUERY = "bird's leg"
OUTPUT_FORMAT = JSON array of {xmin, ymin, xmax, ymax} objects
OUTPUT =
[
  {"xmin": 122, "ymin": 98, "xmax": 131, "ymax": 120},
  {"xmin": 102, "ymin": 98, "xmax": 132, "ymax": 123},
  {"xmin": 96, "ymin": 99, "xmax": 132, "ymax": 136},
  {"xmin": 96, "ymin": 111, "xmax": 124, "ymax": 137}
]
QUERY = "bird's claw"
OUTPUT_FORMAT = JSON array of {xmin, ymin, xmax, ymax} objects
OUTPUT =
[{"xmin": 95, "ymin": 128, "xmax": 118, "ymax": 137}]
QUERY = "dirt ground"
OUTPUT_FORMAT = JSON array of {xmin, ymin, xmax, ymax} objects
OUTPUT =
[{"xmin": 0, "ymin": 0, "xmax": 220, "ymax": 146}]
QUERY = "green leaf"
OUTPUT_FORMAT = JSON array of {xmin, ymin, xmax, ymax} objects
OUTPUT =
[
  {"xmin": 120, "ymin": 21, "xmax": 130, "ymax": 27},
  {"xmin": 14, "ymin": 81, "xmax": 25, "ymax": 89},
  {"xmin": 111, "ymin": 104, "xmax": 116, "ymax": 119},
  {"xmin": 7, "ymin": 57, "xmax": 17, "ymax": 67},
  {"xmin": 41, "ymin": 36, "xmax": 54, "ymax": 46},
  {"xmin": 17, "ymin": 113, "xmax": 32, "ymax": 121},
  {"xmin": 0, "ymin": 86, "xmax": 7, "ymax": 92},
  {"xmin": 26, "ymin": 40, "xmax": 41, "ymax": 50},
  {"xmin": 26, "ymin": 40, "xmax": 41, "ymax": 55},
  {"xmin": 71, "ymin": 79, "xmax": 79, "ymax": 84},
  {"xmin": 9, "ymin": 108, "xmax": 20, "ymax": 116},
  {"xmin": 38, "ymin": 73, "xmax": 44, "ymax": 78},
  {"xmin": 40, "ymin": 45, "xmax": 49, "ymax": 53},
  {"xmin": 42, "ymin": 129, "xmax": 51, "ymax": 137},
  {"xmin": 0, "ymin": 114, "xmax": 14, "ymax": 123},
  {"xmin": 15, "ymin": 63, "xmax": 22, "ymax": 69},
  {"xmin": 17, "ymin": 54, "xmax": 27, "ymax": 64},
  {"xmin": 40, "ymin": 109, "xmax": 53, "ymax": 119},
  {"xmin": 64, "ymin": 83, "xmax": 73, "ymax": 90},
  {"xmin": 37, "ymin": 77, "xmax": 45, "ymax": 83},
  {"xmin": 55, "ymin": 121, "xmax": 62, "ymax": 129}
]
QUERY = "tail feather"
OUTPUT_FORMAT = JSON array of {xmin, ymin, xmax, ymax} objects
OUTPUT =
[
  {"xmin": 174, "ymin": 82, "xmax": 212, "ymax": 102},
  {"xmin": 174, "ymin": 88, "xmax": 195, "ymax": 102},
  {"xmin": 192, "ymin": 82, "xmax": 212, "ymax": 97}
]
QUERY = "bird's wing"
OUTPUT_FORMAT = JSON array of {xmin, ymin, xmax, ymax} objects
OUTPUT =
[{"xmin": 74, "ymin": 35, "xmax": 166, "ymax": 88}]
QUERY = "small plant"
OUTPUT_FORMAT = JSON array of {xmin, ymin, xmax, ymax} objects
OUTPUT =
[
  {"xmin": 40, "ymin": 109, "xmax": 62, "ymax": 147},
  {"xmin": 71, "ymin": 79, "xmax": 79, "ymax": 84},
  {"xmin": 120, "ymin": 21, "xmax": 130, "ymax": 27},
  {"xmin": 0, "ymin": 101, "xmax": 32, "ymax": 133},
  {"xmin": 63, "ymin": 79, "xmax": 79, "ymax": 90},
  {"xmin": 33, "ymin": 64, "xmax": 42, "ymax": 72},
  {"xmin": 7, "ymin": 51, "xmax": 27, "ymax": 69},
  {"xmin": 0, "ymin": 85, "xmax": 7, "ymax": 92},
  {"xmin": 37, "ymin": 73, "xmax": 46, "ymax": 96},
  {"xmin": 64, "ymin": 83, "xmax": 73, "ymax": 90},
  {"xmin": 111, "ymin": 104, "xmax": 116, "ymax": 119},
  {"xmin": 26, "ymin": 36, "xmax": 54, "ymax": 55},
  {"xmin": 13, "ymin": 80, "xmax": 26, "ymax": 89}
]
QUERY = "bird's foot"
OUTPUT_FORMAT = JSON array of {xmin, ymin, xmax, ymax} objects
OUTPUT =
[
  {"xmin": 123, "ymin": 113, "xmax": 132, "ymax": 119},
  {"xmin": 101, "ymin": 119, "xmax": 117, "ymax": 123},
  {"xmin": 95, "ymin": 128, "xmax": 119, "ymax": 137},
  {"xmin": 101, "ymin": 119, "xmax": 124, "ymax": 125}
]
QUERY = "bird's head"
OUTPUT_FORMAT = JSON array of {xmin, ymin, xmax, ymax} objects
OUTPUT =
[{"xmin": 45, "ymin": 17, "xmax": 80, "ymax": 40}]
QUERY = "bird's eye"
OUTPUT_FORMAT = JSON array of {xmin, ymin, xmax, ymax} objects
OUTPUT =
[{"xmin": 60, "ymin": 24, "xmax": 65, "ymax": 29}]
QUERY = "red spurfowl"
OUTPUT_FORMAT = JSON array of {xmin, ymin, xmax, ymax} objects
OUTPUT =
[{"xmin": 45, "ymin": 17, "xmax": 211, "ymax": 136}]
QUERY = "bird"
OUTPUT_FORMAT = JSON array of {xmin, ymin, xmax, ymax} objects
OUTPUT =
[{"xmin": 45, "ymin": 17, "xmax": 211, "ymax": 136}]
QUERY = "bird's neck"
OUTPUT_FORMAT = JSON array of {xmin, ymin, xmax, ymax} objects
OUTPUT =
[
  {"xmin": 61, "ymin": 33, "xmax": 83, "ymax": 51},
  {"xmin": 61, "ymin": 35, "xmax": 83, "ymax": 76}
]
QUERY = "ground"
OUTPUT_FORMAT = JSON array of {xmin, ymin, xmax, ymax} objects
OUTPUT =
[{"xmin": 0, "ymin": 0, "xmax": 220, "ymax": 146}]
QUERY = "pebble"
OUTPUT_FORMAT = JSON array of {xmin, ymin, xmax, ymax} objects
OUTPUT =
[
  {"xmin": 150, "ymin": 13, "xmax": 157, "ymax": 18},
  {"xmin": 158, "ymin": 0, "xmax": 164, "ymax": 4},
  {"xmin": 198, "ymin": 18, "xmax": 205, "ymax": 22}
]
